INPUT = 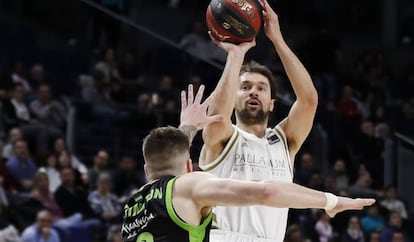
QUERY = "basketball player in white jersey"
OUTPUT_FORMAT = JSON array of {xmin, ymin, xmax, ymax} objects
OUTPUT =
[{"xmin": 199, "ymin": 0, "xmax": 319, "ymax": 241}]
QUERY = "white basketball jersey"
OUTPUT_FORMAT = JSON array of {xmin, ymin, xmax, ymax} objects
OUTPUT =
[{"xmin": 200, "ymin": 125, "xmax": 293, "ymax": 242}]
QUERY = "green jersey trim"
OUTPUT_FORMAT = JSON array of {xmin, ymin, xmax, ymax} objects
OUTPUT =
[{"xmin": 165, "ymin": 177, "xmax": 212, "ymax": 242}]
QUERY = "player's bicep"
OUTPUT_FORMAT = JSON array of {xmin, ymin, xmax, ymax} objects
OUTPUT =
[
  {"xmin": 278, "ymin": 100, "xmax": 317, "ymax": 153},
  {"xmin": 202, "ymin": 119, "xmax": 233, "ymax": 146},
  {"xmin": 201, "ymin": 121, "xmax": 234, "ymax": 164}
]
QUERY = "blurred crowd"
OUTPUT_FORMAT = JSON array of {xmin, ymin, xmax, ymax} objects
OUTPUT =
[{"xmin": 0, "ymin": 0, "xmax": 413, "ymax": 242}]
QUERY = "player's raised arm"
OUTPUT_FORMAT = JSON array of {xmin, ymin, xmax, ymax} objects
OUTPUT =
[
  {"xmin": 260, "ymin": 0, "xmax": 318, "ymax": 156},
  {"xmin": 201, "ymin": 35, "xmax": 256, "ymax": 164},
  {"xmin": 174, "ymin": 172, "xmax": 375, "ymax": 220},
  {"xmin": 179, "ymin": 84, "xmax": 223, "ymax": 142}
]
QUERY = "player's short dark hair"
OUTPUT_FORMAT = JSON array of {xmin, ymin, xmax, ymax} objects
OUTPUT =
[
  {"xmin": 143, "ymin": 126, "xmax": 190, "ymax": 169},
  {"xmin": 240, "ymin": 60, "xmax": 278, "ymax": 99}
]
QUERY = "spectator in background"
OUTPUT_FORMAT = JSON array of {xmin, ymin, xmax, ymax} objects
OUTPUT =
[
  {"xmin": 361, "ymin": 204, "xmax": 386, "ymax": 234},
  {"xmin": 392, "ymin": 231, "xmax": 407, "ymax": 242},
  {"xmin": 88, "ymin": 150, "xmax": 109, "ymax": 191},
  {"xmin": 30, "ymin": 84, "xmax": 67, "ymax": 133},
  {"xmin": 57, "ymin": 150, "xmax": 88, "ymax": 187},
  {"xmin": 88, "ymin": 173, "xmax": 122, "ymax": 226},
  {"xmin": 179, "ymin": 20, "xmax": 210, "ymax": 61},
  {"xmin": 28, "ymin": 64, "xmax": 47, "ymax": 91},
  {"xmin": 0, "ymin": 86, "xmax": 19, "ymax": 138},
  {"xmin": 336, "ymin": 85, "xmax": 361, "ymax": 142},
  {"xmin": 106, "ymin": 225, "xmax": 122, "ymax": 242},
  {"xmin": 157, "ymin": 75, "xmax": 179, "ymax": 106},
  {"xmin": 348, "ymin": 172, "xmax": 384, "ymax": 199},
  {"xmin": 95, "ymin": 48, "xmax": 121, "ymax": 83},
  {"xmin": 323, "ymin": 174, "xmax": 337, "ymax": 194},
  {"xmin": 52, "ymin": 138, "xmax": 87, "ymax": 181},
  {"xmin": 21, "ymin": 210, "xmax": 61, "ymax": 242},
  {"xmin": 314, "ymin": 210, "xmax": 334, "ymax": 242},
  {"xmin": 11, "ymin": 60, "xmax": 32, "ymax": 94},
  {"xmin": 357, "ymin": 91, "xmax": 376, "ymax": 121},
  {"xmin": 0, "ymin": 141, "xmax": 17, "ymax": 193},
  {"xmin": 284, "ymin": 224, "xmax": 310, "ymax": 242},
  {"xmin": 396, "ymin": 102, "xmax": 414, "ymax": 138},
  {"xmin": 31, "ymin": 171, "xmax": 86, "ymax": 239},
  {"xmin": 38, "ymin": 153, "xmax": 61, "ymax": 193},
  {"xmin": 81, "ymin": 69, "xmax": 114, "ymax": 107},
  {"xmin": 380, "ymin": 185, "xmax": 408, "ymax": 220},
  {"xmin": 307, "ymin": 172, "xmax": 324, "ymax": 190},
  {"xmin": 6, "ymin": 139, "xmax": 36, "ymax": 192},
  {"xmin": 332, "ymin": 158, "xmax": 350, "ymax": 190},
  {"xmin": 370, "ymin": 231, "xmax": 380, "ymax": 242},
  {"xmin": 9, "ymin": 84, "xmax": 55, "ymax": 157},
  {"xmin": 31, "ymin": 172, "xmax": 77, "ymax": 224},
  {"xmin": 2, "ymin": 127, "xmax": 22, "ymax": 159},
  {"xmin": 112, "ymin": 155, "xmax": 145, "ymax": 203},
  {"xmin": 341, "ymin": 216, "xmax": 365, "ymax": 242},
  {"xmin": 0, "ymin": 224, "xmax": 21, "ymax": 242},
  {"xmin": 353, "ymin": 120, "xmax": 384, "ymax": 188},
  {"xmin": 294, "ymin": 152, "xmax": 316, "ymax": 186},
  {"xmin": 54, "ymin": 167, "xmax": 95, "ymax": 219},
  {"xmin": 10, "ymin": 84, "xmax": 31, "ymax": 124},
  {"xmin": 380, "ymin": 212, "xmax": 411, "ymax": 242},
  {"xmin": 118, "ymin": 50, "xmax": 141, "ymax": 81}
]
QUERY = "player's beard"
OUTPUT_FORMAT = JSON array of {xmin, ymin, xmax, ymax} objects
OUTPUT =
[{"xmin": 236, "ymin": 107, "xmax": 269, "ymax": 125}]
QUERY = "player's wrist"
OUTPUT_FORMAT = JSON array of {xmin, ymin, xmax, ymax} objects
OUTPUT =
[{"xmin": 324, "ymin": 192, "xmax": 338, "ymax": 211}]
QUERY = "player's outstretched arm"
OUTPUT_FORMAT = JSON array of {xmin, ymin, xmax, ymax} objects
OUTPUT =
[
  {"xmin": 174, "ymin": 172, "xmax": 375, "ymax": 221},
  {"xmin": 179, "ymin": 84, "xmax": 223, "ymax": 142},
  {"xmin": 201, "ymin": 36, "xmax": 256, "ymax": 164},
  {"xmin": 260, "ymin": 0, "xmax": 318, "ymax": 156}
]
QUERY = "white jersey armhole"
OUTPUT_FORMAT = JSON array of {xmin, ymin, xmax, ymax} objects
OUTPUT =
[
  {"xmin": 199, "ymin": 126, "xmax": 239, "ymax": 172},
  {"xmin": 273, "ymin": 125, "xmax": 293, "ymax": 176}
]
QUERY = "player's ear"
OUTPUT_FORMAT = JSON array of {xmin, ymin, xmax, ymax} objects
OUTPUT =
[
  {"xmin": 186, "ymin": 159, "xmax": 193, "ymax": 173},
  {"xmin": 144, "ymin": 164, "xmax": 150, "ymax": 178},
  {"xmin": 269, "ymin": 99, "xmax": 275, "ymax": 112}
]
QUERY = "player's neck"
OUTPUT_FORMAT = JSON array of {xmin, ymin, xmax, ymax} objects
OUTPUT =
[{"xmin": 237, "ymin": 122, "xmax": 267, "ymax": 138}]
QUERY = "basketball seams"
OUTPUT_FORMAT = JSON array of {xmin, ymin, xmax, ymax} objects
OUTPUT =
[
  {"xmin": 206, "ymin": 0, "xmax": 262, "ymax": 44},
  {"xmin": 211, "ymin": 0, "xmax": 255, "ymax": 39}
]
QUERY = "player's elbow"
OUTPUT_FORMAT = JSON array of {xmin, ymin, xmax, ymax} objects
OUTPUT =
[{"xmin": 306, "ymin": 88, "xmax": 318, "ymax": 107}]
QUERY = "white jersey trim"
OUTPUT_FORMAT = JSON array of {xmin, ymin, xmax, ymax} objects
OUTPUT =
[
  {"xmin": 199, "ymin": 127, "xmax": 239, "ymax": 172},
  {"xmin": 273, "ymin": 125, "xmax": 293, "ymax": 176}
]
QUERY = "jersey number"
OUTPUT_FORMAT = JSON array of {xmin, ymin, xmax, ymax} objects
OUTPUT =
[{"xmin": 136, "ymin": 232, "xmax": 154, "ymax": 242}]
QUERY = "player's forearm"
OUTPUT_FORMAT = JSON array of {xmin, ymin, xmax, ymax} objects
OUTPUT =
[
  {"xmin": 262, "ymin": 180, "xmax": 329, "ymax": 209},
  {"xmin": 272, "ymin": 38, "xmax": 317, "ymax": 105},
  {"xmin": 208, "ymin": 51, "xmax": 244, "ymax": 118}
]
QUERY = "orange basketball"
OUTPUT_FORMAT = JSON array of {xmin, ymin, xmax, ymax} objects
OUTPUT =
[{"xmin": 206, "ymin": 0, "xmax": 262, "ymax": 44}]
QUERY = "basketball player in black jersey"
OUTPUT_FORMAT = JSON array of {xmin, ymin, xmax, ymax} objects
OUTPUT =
[{"xmin": 122, "ymin": 85, "xmax": 375, "ymax": 242}]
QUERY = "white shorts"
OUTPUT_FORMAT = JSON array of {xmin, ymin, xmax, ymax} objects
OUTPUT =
[{"xmin": 209, "ymin": 229, "xmax": 280, "ymax": 242}]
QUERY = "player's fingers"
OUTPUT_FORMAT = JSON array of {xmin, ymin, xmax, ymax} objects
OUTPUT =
[
  {"xmin": 262, "ymin": 10, "xmax": 269, "ymax": 21},
  {"xmin": 188, "ymin": 84, "xmax": 194, "ymax": 104},
  {"xmin": 258, "ymin": 0, "xmax": 265, "ymax": 9},
  {"xmin": 208, "ymin": 31, "xmax": 220, "ymax": 45},
  {"xmin": 194, "ymin": 85, "xmax": 205, "ymax": 104},
  {"xmin": 361, "ymin": 198, "xmax": 376, "ymax": 206},
  {"xmin": 181, "ymin": 90, "xmax": 187, "ymax": 109}
]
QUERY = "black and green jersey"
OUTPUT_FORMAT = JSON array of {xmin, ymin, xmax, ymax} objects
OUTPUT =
[{"xmin": 122, "ymin": 176, "xmax": 212, "ymax": 242}]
